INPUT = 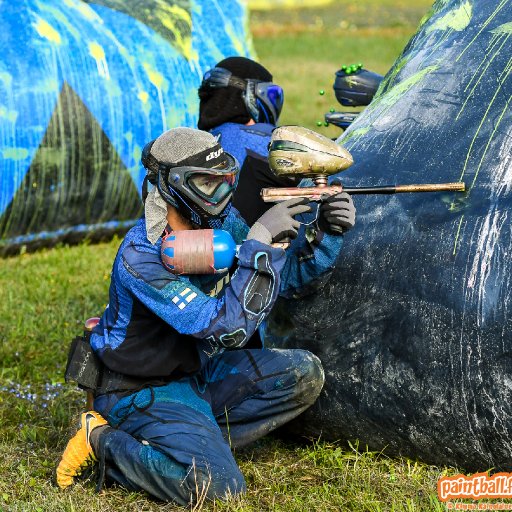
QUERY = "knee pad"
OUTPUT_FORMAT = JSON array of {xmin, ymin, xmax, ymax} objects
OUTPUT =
[{"xmin": 293, "ymin": 349, "xmax": 325, "ymax": 406}]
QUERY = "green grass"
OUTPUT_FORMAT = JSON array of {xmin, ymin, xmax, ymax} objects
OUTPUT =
[{"xmin": 0, "ymin": 1, "xmax": 462, "ymax": 510}]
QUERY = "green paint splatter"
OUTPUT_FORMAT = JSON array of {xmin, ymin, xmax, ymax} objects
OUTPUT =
[
  {"xmin": 368, "ymin": 65, "xmax": 438, "ymax": 113},
  {"xmin": 426, "ymin": 1, "xmax": 472, "ymax": 34},
  {"xmin": 468, "ymin": 88, "xmax": 512, "ymax": 190},
  {"xmin": 457, "ymin": 0, "xmax": 508, "ymax": 62},
  {"xmin": 491, "ymin": 22, "xmax": 512, "ymax": 35},
  {"xmin": 341, "ymin": 127, "xmax": 370, "ymax": 144},
  {"xmin": 457, "ymin": 34, "xmax": 509, "ymax": 119},
  {"xmin": 376, "ymin": 55, "xmax": 410, "ymax": 98},
  {"xmin": 457, "ymin": 34, "xmax": 512, "ymax": 189},
  {"xmin": 2, "ymin": 148, "xmax": 29, "ymax": 160},
  {"xmin": 418, "ymin": 1, "xmax": 449, "ymax": 29}
]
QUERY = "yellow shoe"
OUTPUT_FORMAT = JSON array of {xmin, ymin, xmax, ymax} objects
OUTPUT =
[{"xmin": 56, "ymin": 411, "xmax": 107, "ymax": 489}]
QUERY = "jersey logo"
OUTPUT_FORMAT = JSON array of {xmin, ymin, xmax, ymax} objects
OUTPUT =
[{"xmin": 171, "ymin": 287, "xmax": 197, "ymax": 310}]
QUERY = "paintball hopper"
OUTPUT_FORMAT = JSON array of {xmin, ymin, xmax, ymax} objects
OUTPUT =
[
  {"xmin": 334, "ymin": 64, "xmax": 384, "ymax": 107},
  {"xmin": 268, "ymin": 125, "xmax": 353, "ymax": 183},
  {"xmin": 263, "ymin": 125, "xmax": 465, "ymax": 204}
]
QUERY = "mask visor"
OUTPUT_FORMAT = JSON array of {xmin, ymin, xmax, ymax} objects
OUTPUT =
[
  {"xmin": 186, "ymin": 154, "xmax": 239, "ymax": 205},
  {"xmin": 256, "ymin": 82, "xmax": 284, "ymax": 121},
  {"xmin": 188, "ymin": 172, "xmax": 237, "ymax": 204}
]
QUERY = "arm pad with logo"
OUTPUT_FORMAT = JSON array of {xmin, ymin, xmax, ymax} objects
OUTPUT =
[
  {"xmin": 317, "ymin": 192, "xmax": 356, "ymax": 235},
  {"xmin": 246, "ymin": 197, "xmax": 312, "ymax": 245}
]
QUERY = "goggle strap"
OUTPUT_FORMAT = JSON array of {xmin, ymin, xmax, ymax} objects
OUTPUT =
[
  {"xmin": 243, "ymin": 80, "xmax": 260, "ymax": 122},
  {"xmin": 227, "ymin": 76, "xmax": 247, "ymax": 91},
  {"xmin": 152, "ymin": 144, "xmax": 229, "ymax": 174},
  {"xmin": 141, "ymin": 139, "xmax": 160, "ymax": 184}
]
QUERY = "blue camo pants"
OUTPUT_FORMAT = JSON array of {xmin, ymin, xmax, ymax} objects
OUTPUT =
[{"xmin": 93, "ymin": 348, "xmax": 324, "ymax": 506}]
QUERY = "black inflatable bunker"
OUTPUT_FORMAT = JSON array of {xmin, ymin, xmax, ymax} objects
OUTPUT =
[{"xmin": 265, "ymin": 0, "xmax": 512, "ymax": 472}]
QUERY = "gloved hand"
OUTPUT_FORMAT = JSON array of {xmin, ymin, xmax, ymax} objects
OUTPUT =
[
  {"xmin": 317, "ymin": 191, "xmax": 356, "ymax": 235},
  {"xmin": 247, "ymin": 197, "xmax": 311, "ymax": 245}
]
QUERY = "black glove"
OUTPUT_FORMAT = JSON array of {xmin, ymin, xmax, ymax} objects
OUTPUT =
[
  {"xmin": 247, "ymin": 197, "xmax": 312, "ymax": 245},
  {"xmin": 317, "ymin": 192, "xmax": 356, "ymax": 235}
]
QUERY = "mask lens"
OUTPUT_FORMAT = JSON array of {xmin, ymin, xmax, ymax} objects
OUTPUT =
[
  {"xmin": 188, "ymin": 173, "xmax": 236, "ymax": 204},
  {"xmin": 266, "ymin": 84, "xmax": 284, "ymax": 112}
]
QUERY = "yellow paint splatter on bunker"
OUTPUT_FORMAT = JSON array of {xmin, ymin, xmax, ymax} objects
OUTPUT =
[
  {"xmin": 155, "ymin": 2, "xmax": 193, "ymax": 60},
  {"xmin": 225, "ymin": 24, "xmax": 246, "ymax": 58},
  {"xmin": 138, "ymin": 91, "xmax": 149, "ymax": 104},
  {"xmin": 0, "ymin": 107, "xmax": 18, "ymax": 123},
  {"xmin": 64, "ymin": 0, "xmax": 104, "ymax": 24},
  {"xmin": 33, "ymin": 17, "xmax": 62, "ymax": 45},
  {"xmin": 143, "ymin": 63, "xmax": 165, "ymax": 90},
  {"xmin": 143, "ymin": 62, "xmax": 168, "ymax": 131},
  {"xmin": 2, "ymin": 148, "xmax": 29, "ymax": 160},
  {"xmin": 89, "ymin": 42, "xmax": 110, "ymax": 79},
  {"xmin": 0, "ymin": 72, "xmax": 12, "ymax": 88}
]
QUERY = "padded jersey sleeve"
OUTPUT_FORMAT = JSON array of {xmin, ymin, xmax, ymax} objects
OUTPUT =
[
  {"xmin": 117, "ymin": 236, "xmax": 286, "ymax": 349},
  {"xmin": 225, "ymin": 206, "xmax": 344, "ymax": 299},
  {"xmin": 279, "ymin": 226, "xmax": 344, "ymax": 298}
]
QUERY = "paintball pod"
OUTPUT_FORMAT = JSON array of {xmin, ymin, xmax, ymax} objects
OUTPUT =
[
  {"xmin": 325, "ymin": 63, "xmax": 384, "ymax": 129},
  {"xmin": 160, "ymin": 226, "xmax": 292, "ymax": 275},
  {"xmin": 161, "ymin": 229, "xmax": 237, "ymax": 275},
  {"xmin": 261, "ymin": 125, "xmax": 466, "ymax": 216}
]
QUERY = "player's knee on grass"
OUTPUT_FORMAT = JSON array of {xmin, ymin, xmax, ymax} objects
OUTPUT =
[
  {"xmin": 291, "ymin": 349, "xmax": 325, "ymax": 407},
  {"xmin": 190, "ymin": 463, "xmax": 247, "ymax": 503}
]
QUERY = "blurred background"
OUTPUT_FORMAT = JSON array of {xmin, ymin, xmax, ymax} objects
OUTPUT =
[{"xmin": 248, "ymin": 0, "xmax": 432, "ymax": 136}]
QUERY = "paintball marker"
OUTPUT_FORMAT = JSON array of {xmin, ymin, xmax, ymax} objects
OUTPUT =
[
  {"xmin": 162, "ymin": 125, "xmax": 466, "ymax": 271},
  {"xmin": 261, "ymin": 125, "xmax": 466, "ymax": 208},
  {"xmin": 325, "ymin": 63, "xmax": 384, "ymax": 130}
]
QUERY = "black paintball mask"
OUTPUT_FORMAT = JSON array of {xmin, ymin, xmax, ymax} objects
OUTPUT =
[
  {"xmin": 201, "ymin": 66, "xmax": 284, "ymax": 126},
  {"xmin": 141, "ymin": 139, "xmax": 239, "ymax": 230}
]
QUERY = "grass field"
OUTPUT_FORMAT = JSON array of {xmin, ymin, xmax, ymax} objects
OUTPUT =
[{"xmin": 0, "ymin": 1, "xmax": 462, "ymax": 511}]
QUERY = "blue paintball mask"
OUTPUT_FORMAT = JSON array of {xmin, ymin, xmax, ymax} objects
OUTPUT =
[
  {"xmin": 201, "ymin": 66, "xmax": 284, "ymax": 126},
  {"xmin": 142, "ymin": 134, "xmax": 240, "ymax": 230}
]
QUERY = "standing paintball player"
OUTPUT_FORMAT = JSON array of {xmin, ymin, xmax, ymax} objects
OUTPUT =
[{"xmin": 56, "ymin": 127, "xmax": 356, "ymax": 505}]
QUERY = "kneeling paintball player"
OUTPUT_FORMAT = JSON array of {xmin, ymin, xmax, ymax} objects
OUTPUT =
[{"xmin": 56, "ymin": 127, "xmax": 356, "ymax": 505}]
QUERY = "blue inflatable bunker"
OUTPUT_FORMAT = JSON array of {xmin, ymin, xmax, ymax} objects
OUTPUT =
[
  {"xmin": 265, "ymin": 0, "xmax": 512, "ymax": 471},
  {"xmin": 0, "ymin": 0, "xmax": 250, "ymax": 254}
]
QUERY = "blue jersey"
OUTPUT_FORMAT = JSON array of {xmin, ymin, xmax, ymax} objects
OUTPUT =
[
  {"xmin": 211, "ymin": 122, "xmax": 285, "ymax": 227},
  {"xmin": 211, "ymin": 122, "xmax": 273, "ymax": 169},
  {"xmin": 90, "ymin": 207, "xmax": 343, "ymax": 380}
]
